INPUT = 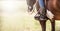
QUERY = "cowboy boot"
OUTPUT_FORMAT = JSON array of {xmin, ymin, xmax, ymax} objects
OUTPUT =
[
  {"xmin": 39, "ymin": 7, "xmax": 47, "ymax": 20},
  {"xmin": 38, "ymin": 0, "xmax": 47, "ymax": 20},
  {"xmin": 34, "ymin": 8, "xmax": 47, "ymax": 20}
]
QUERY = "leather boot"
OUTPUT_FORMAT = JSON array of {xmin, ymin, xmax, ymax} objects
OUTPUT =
[{"xmin": 39, "ymin": 8, "xmax": 47, "ymax": 20}]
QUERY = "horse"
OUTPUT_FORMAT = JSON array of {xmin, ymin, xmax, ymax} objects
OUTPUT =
[
  {"xmin": 26, "ymin": 0, "xmax": 60, "ymax": 31},
  {"xmin": 26, "ymin": 0, "xmax": 36, "ymax": 12}
]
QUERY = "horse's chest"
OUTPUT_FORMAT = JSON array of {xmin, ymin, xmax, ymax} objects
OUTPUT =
[
  {"xmin": 47, "ymin": 0, "xmax": 60, "ymax": 20},
  {"xmin": 46, "ymin": 10, "xmax": 54, "ymax": 20}
]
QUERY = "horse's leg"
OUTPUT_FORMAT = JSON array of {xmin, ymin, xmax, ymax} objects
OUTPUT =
[
  {"xmin": 39, "ymin": 20, "xmax": 46, "ymax": 31},
  {"xmin": 50, "ymin": 19, "xmax": 55, "ymax": 31}
]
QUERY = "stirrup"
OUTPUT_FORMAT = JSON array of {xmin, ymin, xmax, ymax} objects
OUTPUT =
[
  {"xmin": 39, "ymin": 17, "xmax": 47, "ymax": 20},
  {"xmin": 39, "ymin": 15, "xmax": 47, "ymax": 20}
]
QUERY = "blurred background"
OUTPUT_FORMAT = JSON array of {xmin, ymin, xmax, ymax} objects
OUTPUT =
[{"xmin": 0, "ymin": 0, "xmax": 60, "ymax": 31}]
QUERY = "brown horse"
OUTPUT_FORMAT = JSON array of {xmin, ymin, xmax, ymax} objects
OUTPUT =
[{"xmin": 26, "ymin": 0, "xmax": 60, "ymax": 31}]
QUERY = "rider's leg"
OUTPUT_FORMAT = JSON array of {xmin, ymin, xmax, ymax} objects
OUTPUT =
[{"xmin": 38, "ymin": 0, "xmax": 47, "ymax": 20}]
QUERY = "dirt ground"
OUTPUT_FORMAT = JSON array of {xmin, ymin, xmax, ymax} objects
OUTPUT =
[{"xmin": 0, "ymin": 0, "xmax": 60, "ymax": 31}]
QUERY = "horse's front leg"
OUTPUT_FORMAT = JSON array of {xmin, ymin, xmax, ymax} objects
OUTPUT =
[
  {"xmin": 50, "ymin": 19, "xmax": 55, "ymax": 31},
  {"xmin": 39, "ymin": 20, "xmax": 46, "ymax": 31}
]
